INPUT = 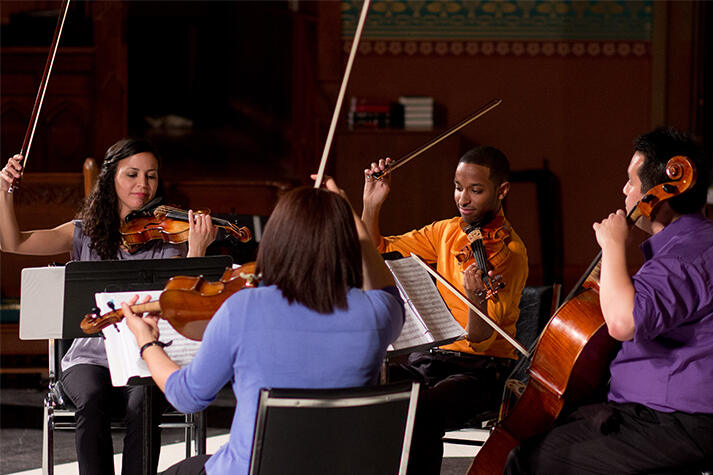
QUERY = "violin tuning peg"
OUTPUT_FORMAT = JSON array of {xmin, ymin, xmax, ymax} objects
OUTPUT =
[
  {"xmin": 113, "ymin": 323, "xmax": 120, "ymax": 332},
  {"xmin": 91, "ymin": 307, "xmax": 100, "ymax": 318},
  {"xmin": 107, "ymin": 301, "xmax": 116, "ymax": 311}
]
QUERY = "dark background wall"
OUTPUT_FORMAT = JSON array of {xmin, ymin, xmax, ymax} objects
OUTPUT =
[{"xmin": 1, "ymin": 0, "xmax": 710, "ymax": 297}]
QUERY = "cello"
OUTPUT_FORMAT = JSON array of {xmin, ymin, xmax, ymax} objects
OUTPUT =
[{"xmin": 467, "ymin": 155, "xmax": 697, "ymax": 475}]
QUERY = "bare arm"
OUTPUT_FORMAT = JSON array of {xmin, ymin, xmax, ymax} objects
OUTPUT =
[
  {"xmin": 355, "ymin": 214, "xmax": 395, "ymax": 290},
  {"xmin": 593, "ymin": 209, "xmax": 635, "ymax": 341},
  {"xmin": 0, "ymin": 155, "xmax": 74, "ymax": 255},
  {"xmin": 318, "ymin": 175, "xmax": 395, "ymax": 290},
  {"xmin": 361, "ymin": 158, "xmax": 393, "ymax": 246}
]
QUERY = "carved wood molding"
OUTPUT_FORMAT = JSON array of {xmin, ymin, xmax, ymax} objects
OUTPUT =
[{"xmin": 14, "ymin": 173, "xmax": 83, "ymax": 207}]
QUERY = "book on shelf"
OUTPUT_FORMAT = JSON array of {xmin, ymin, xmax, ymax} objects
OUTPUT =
[
  {"xmin": 98, "ymin": 290, "xmax": 201, "ymax": 386},
  {"xmin": 385, "ymin": 255, "xmax": 466, "ymax": 355},
  {"xmin": 348, "ymin": 96, "xmax": 404, "ymax": 129},
  {"xmin": 404, "ymin": 107, "xmax": 433, "ymax": 116},
  {"xmin": 404, "ymin": 112, "xmax": 433, "ymax": 122},
  {"xmin": 398, "ymin": 96, "xmax": 434, "ymax": 106},
  {"xmin": 398, "ymin": 95, "xmax": 434, "ymax": 130}
]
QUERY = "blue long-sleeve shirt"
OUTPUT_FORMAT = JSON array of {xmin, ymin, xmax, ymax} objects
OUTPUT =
[{"xmin": 165, "ymin": 284, "xmax": 404, "ymax": 474}]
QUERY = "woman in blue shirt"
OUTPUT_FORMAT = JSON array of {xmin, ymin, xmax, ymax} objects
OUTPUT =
[{"xmin": 123, "ymin": 177, "xmax": 405, "ymax": 474}]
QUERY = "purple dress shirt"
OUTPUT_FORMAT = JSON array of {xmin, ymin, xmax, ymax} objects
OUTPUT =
[{"xmin": 608, "ymin": 213, "xmax": 713, "ymax": 413}]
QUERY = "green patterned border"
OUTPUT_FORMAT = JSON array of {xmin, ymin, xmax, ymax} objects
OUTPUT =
[{"xmin": 342, "ymin": 0, "xmax": 653, "ymax": 41}]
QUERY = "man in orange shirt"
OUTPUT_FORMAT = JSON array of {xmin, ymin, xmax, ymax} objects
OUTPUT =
[{"xmin": 363, "ymin": 145, "xmax": 528, "ymax": 474}]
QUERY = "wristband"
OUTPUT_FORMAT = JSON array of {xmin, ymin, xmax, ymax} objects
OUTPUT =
[{"xmin": 139, "ymin": 340, "xmax": 172, "ymax": 359}]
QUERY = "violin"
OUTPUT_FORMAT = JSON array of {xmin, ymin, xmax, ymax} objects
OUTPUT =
[
  {"xmin": 467, "ymin": 155, "xmax": 697, "ymax": 474},
  {"xmin": 120, "ymin": 205, "xmax": 252, "ymax": 252},
  {"xmin": 80, "ymin": 262, "xmax": 259, "ymax": 340},
  {"xmin": 457, "ymin": 213, "xmax": 508, "ymax": 300}
]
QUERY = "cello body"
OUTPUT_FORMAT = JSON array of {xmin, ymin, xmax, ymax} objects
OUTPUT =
[{"xmin": 468, "ymin": 288, "xmax": 620, "ymax": 474}]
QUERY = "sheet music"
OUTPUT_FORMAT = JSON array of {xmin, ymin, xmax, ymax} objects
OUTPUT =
[
  {"xmin": 97, "ymin": 291, "xmax": 201, "ymax": 386},
  {"xmin": 388, "ymin": 291, "xmax": 431, "ymax": 352},
  {"xmin": 386, "ymin": 257, "xmax": 465, "ymax": 352}
]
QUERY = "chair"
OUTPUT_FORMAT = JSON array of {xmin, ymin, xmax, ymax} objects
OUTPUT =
[
  {"xmin": 441, "ymin": 284, "xmax": 561, "ymax": 447},
  {"xmin": 249, "ymin": 382, "xmax": 420, "ymax": 475},
  {"xmin": 42, "ymin": 338, "xmax": 206, "ymax": 475},
  {"xmin": 502, "ymin": 284, "xmax": 562, "ymax": 395}
]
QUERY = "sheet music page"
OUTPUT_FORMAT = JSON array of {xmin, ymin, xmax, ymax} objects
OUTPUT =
[
  {"xmin": 97, "ymin": 291, "xmax": 201, "ymax": 386},
  {"xmin": 387, "ymin": 289, "xmax": 431, "ymax": 352},
  {"xmin": 386, "ymin": 257, "xmax": 466, "ymax": 345}
]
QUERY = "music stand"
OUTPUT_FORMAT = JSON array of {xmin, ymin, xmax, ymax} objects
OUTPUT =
[{"xmin": 20, "ymin": 255, "xmax": 233, "ymax": 340}]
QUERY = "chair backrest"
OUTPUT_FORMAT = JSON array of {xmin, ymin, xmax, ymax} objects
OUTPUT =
[
  {"xmin": 249, "ymin": 382, "xmax": 420, "ymax": 475},
  {"xmin": 515, "ymin": 284, "xmax": 561, "ymax": 352},
  {"xmin": 502, "ymin": 284, "xmax": 562, "ymax": 398}
]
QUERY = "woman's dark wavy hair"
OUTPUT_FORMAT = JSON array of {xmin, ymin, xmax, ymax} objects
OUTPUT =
[
  {"xmin": 634, "ymin": 127, "xmax": 710, "ymax": 215},
  {"xmin": 77, "ymin": 138, "xmax": 163, "ymax": 260},
  {"xmin": 256, "ymin": 186, "xmax": 362, "ymax": 314}
]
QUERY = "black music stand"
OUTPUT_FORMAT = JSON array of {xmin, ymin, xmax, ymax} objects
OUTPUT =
[{"xmin": 63, "ymin": 255, "xmax": 232, "ymax": 473}]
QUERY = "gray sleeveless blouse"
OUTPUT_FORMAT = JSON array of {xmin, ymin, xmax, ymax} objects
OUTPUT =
[{"xmin": 61, "ymin": 220, "xmax": 187, "ymax": 371}]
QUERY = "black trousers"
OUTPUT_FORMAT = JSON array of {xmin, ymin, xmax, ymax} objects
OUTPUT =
[
  {"xmin": 61, "ymin": 364, "xmax": 169, "ymax": 475},
  {"xmin": 505, "ymin": 401, "xmax": 713, "ymax": 475},
  {"xmin": 391, "ymin": 350, "xmax": 513, "ymax": 475},
  {"xmin": 160, "ymin": 454, "xmax": 211, "ymax": 475}
]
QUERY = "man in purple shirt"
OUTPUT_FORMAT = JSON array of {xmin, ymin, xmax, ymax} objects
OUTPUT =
[{"xmin": 505, "ymin": 127, "xmax": 713, "ymax": 474}]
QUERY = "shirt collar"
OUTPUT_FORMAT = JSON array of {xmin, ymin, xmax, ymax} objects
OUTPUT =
[{"xmin": 640, "ymin": 213, "xmax": 705, "ymax": 260}]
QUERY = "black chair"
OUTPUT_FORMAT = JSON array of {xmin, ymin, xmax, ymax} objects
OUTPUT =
[
  {"xmin": 42, "ymin": 338, "xmax": 206, "ymax": 475},
  {"xmin": 442, "ymin": 284, "xmax": 561, "ymax": 446},
  {"xmin": 249, "ymin": 382, "xmax": 420, "ymax": 475}
]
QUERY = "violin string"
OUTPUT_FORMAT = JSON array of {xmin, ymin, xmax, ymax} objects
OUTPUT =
[{"xmin": 470, "ymin": 237, "xmax": 492, "ymax": 290}]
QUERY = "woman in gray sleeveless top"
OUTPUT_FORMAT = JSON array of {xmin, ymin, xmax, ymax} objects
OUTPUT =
[{"xmin": 1, "ymin": 138, "xmax": 217, "ymax": 475}]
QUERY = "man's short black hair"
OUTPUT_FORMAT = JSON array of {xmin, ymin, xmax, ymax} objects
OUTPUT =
[
  {"xmin": 458, "ymin": 146, "xmax": 510, "ymax": 187},
  {"xmin": 634, "ymin": 127, "xmax": 710, "ymax": 214}
]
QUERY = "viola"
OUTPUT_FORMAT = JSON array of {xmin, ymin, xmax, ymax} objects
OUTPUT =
[
  {"xmin": 120, "ymin": 205, "xmax": 251, "ymax": 252},
  {"xmin": 467, "ymin": 155, "xmax": 697, "ymax": 475},
  {"xmin": 80, "ymin": 262, "xmax": 259, "ymax": 341}
]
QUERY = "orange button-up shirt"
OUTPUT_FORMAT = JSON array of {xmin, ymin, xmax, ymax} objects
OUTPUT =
[{"xmin": 378, "ymin": 210, "xmax": 528, "ymax": 359}]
